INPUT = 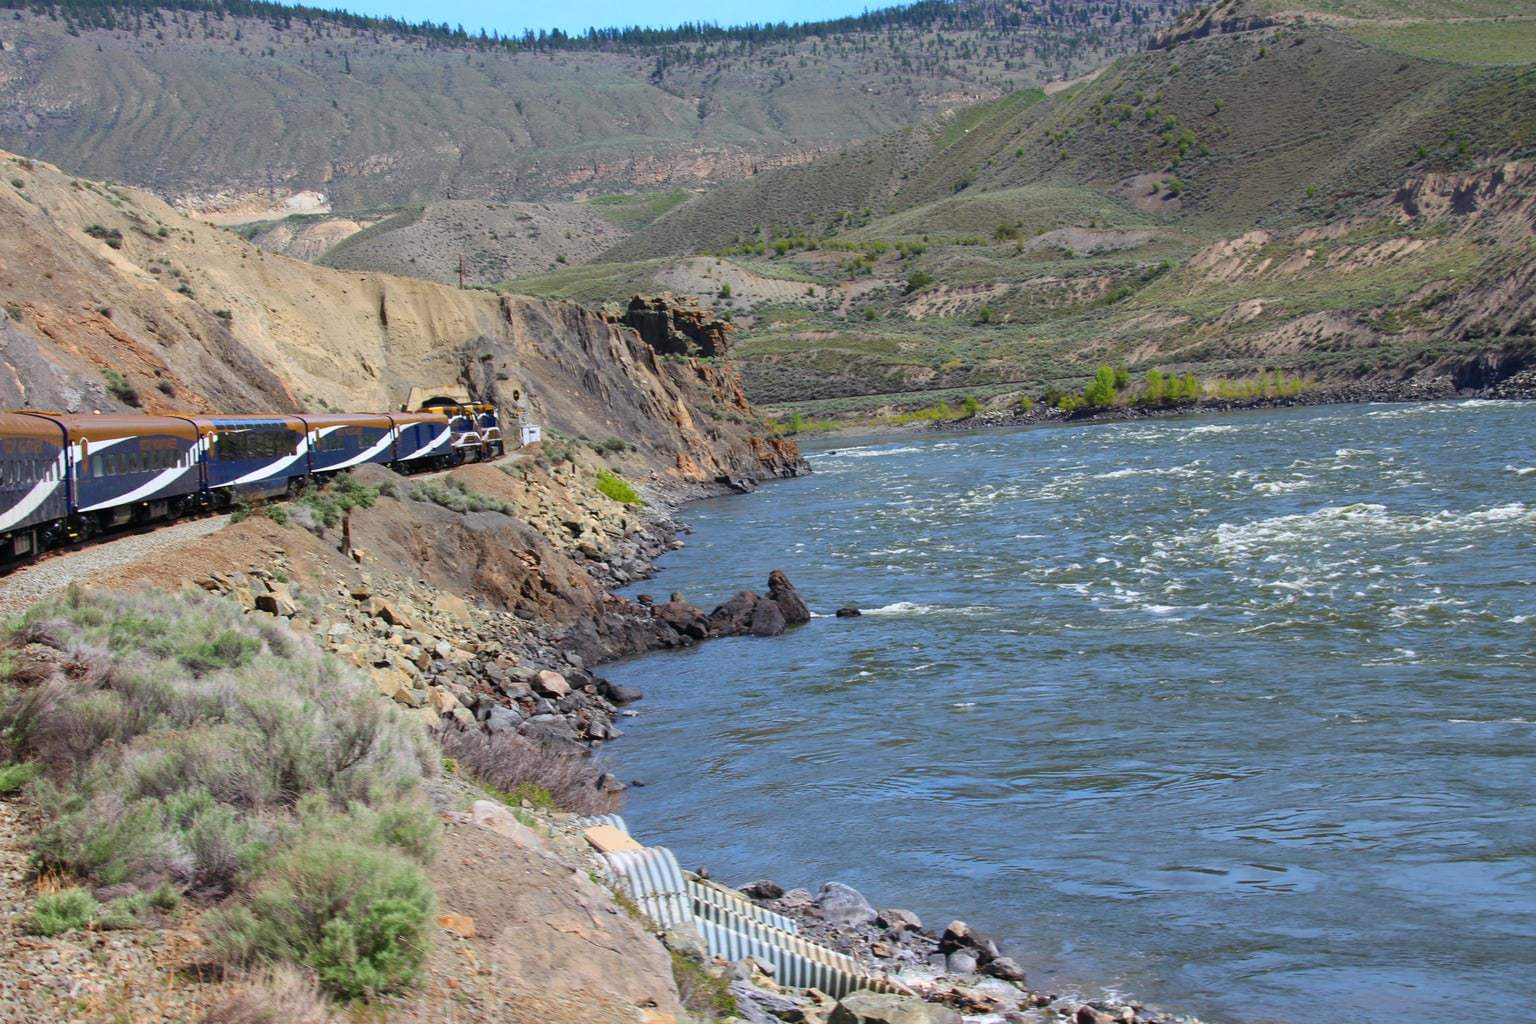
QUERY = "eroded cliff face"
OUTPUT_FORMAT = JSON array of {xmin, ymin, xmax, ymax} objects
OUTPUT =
[{"xmin": 0, "ymin": 150, "xmax": 801, "ymax": 489}]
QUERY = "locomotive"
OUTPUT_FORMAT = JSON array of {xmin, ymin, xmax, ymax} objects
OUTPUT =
[{"xmin": 0, "ymin": 403, "xmax": 503, "ymax": 562}]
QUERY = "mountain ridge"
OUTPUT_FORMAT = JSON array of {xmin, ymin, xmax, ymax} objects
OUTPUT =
[{"xmin": 0, "ymin": 0, "xmax": 1194, "ymax": 212}]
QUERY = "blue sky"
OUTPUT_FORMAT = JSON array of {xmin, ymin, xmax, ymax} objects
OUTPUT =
[{"xmin": 341, "ymin": 0, "xmax": 892, "ymax": 36}]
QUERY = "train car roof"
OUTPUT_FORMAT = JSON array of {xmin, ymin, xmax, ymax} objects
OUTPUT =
[
  {"xmin": 390, "ymin": 411, "xmax": 451, "ymax": 424},
  {"xmin": 1, "ymin": 413, "xmax": 68, "ymax": 443},
  {"xmin": 297, "ymin": 413, "xmax": 395, "ymax": 429},
  {"xmin": 179, "ymin": 415, "xmax": 308, "ymax": 433},
  {"xmin": 32, "ymin": 414, "xmax": 200, "ymax": 443}
]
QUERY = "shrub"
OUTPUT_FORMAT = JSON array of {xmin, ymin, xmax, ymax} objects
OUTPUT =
[
  {"xmin": 408, "ymin": 477, "xmax": 511, "ymax": 515},
  {"xmin": 961, "ymin": 395, "xmax": 980, "ymax": 417},
  {"xmin": 0, "ymin": 760, "xmax": 39, "ymax": 793},
  {"xmin": 903, "ymin": 270, "xmax": 933, "ymax": 293},
  {"xmin": 84, "ymin": 224, "xmax": 124, "ymax": 249},
  {"xmin": 588, "ymin": 437, "xmax": 630, "ymax": 455},
  {"xmin": 27, "ymin": 887, "xmax": 97, "ymax": 936},
  {"xmin": 1083, "ymin": 365, "xmax": 1120, "ymax": 408},
  {"xmin": 102, "ymin": 369, "xmax": 141, "ymax": 407},
  {"xmin": 1018, "ymin": 397, "xmax": 1034, "ymax": 414},
  {"xmin": 208, "ymin": 837, "xmax": 433, "ymax": 998},
  {"xmin": 2, "ymin": 588, "xmax": 434, "ymax": 900},
  {"xmin": 297, "ymin": 472, "xmax": 380, "ymax": 529},
  {"xmin": 594, "ymin": 468, "xmax": 642, "ymax": 507},
  {"xmin": 97, "ymin": 892, "xmax": 151, "ymax": 930},
  {"xmin": 975, "ymin": 304, "xmax": 992, "ymax": 325},
  {"xmin": 437, "ymin": 722, "xmax": 622, "ymax": 816},
  {"xmin": 718, "ymin": 282, "xmax": 731, "ymax": 299}
]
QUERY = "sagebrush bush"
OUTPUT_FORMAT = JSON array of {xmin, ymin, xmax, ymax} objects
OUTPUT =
[
  {"xmin": 409, "ymin": 476, "xmax": 511, "ymax": 515},
  {"xmin": 296, "ymin": 472, "xmax": 379, "ymax": 531},
  {"xmin": 27, "ymin": 886, "xmax": 97, "ymax": 936},
  {"xmin": 0, "ymin": 587, "xmax": 439, "ymax": 992},
  {"xmin": 209, "ymin": 837, "xmax": 433, "ymax": 998},
  {"xmin": 437, "ymin": 722, "xmax": 622, "ymax": 815}
]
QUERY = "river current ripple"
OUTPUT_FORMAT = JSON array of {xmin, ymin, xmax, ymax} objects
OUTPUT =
[{"xmin": 605, "ymin": 402, "xmax": 1536, "ymax": 1024}]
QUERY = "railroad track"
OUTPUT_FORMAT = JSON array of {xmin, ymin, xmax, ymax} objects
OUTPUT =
[{"xmin": 0, "ymin": 513, "xmax": 234, "ymax": 615}]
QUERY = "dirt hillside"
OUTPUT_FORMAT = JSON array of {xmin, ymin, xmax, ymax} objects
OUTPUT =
[{"xmin": 0, "ymin": 150, "xmax": 798, "ymax": 488}]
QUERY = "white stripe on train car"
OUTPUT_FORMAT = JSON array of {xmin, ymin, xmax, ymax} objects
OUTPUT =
[
  {"xmin": 0, "ymin": 449, "xmax": 68, "ymax": 532},
  {"xmin": 323, "ymin": 427, "xmax": 396, "ymax": 471},
  {"xmin": 223, "ymin": 430, "xmax": 315, "ymax": 487},
  {"xmin": 79, "ymin": 461, "xmax": 199, "ymax": 512},
  {"xmin": 400, "ymin": 427, "xmax": 451, "ymax": 461}
]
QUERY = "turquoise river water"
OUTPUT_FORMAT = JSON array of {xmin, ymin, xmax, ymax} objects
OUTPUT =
[{"xmin": 605, "ymin": 401, "xmax": 1536, "ymax": 1024}]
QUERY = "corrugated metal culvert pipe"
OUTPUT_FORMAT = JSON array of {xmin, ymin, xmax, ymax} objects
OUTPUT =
[{"xmin": 572, "ymin": 815, "xmax": 910, "ymax": 999}]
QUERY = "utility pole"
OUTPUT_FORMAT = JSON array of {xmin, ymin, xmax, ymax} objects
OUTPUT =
[{"xmin": 458, "ymin": 255, "xmax": 465, "ymax": 290}]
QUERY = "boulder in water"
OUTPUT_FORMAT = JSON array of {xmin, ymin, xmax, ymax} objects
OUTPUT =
[{"xmin": 768, "ymin": 569, "xmax": 811, "ymax": 625}]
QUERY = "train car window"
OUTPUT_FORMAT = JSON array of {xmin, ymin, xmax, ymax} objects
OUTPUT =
[{"xmin": 216, "ymin": 427, "xmax": 297, "ymax": 463}]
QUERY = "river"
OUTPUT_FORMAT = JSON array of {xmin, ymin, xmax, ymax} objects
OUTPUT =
[{"xmin": 604, "ymin": 401, "xmax": 1536, "ymax": 1024}]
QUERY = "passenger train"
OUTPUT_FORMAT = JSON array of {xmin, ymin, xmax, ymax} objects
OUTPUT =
[{"xmin": 0, "ymin": 403, "xmax": 502, "ymax": 562}]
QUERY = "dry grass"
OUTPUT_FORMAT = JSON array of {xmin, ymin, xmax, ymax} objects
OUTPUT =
[
  {"xmin": 202, "ymin": 966, "xmax": 340, "ymax": 1024},
  {"xmin": 437, "ymin": 722, "xmax": 622, "ymax": 816}
]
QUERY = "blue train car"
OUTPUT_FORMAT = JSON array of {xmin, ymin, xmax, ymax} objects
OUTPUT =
[
  {"xmin": 389, "ymin": 411, "xmax": 453, "ymax": 467},
  {"xmin": 52, "ymin": 414, "xmax": 204, "ymax": 534},
  {"xmin": 190, "ymin": 416, "xmax": 309, "ymax": 501},
  {"xmin": 299, "ymin": 414, "xmax": 398, "ymax": 475},
  {"xmin": 0, "ymin": 413, "xmax": 69, "ymax": 558}
]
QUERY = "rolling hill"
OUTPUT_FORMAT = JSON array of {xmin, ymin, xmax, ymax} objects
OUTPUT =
[
  {"xmin": 0, "ymin": 0, "xmax": 1191, "ymax": 216},
  {"xmin": 503, "ymin": 0, "xmax": 1536, "ymax": 412}
]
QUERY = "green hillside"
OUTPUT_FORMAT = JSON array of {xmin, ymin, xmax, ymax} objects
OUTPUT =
[{"xmin": 517, "ymin": 6, "xmax": 1536, "ymax": 414}]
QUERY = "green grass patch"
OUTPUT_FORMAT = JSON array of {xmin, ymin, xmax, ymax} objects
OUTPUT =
[
  {"xmin": 1345, "ymin": 21, "xmax": 1536, "ymax": 65},
  {"xmin": 670, "ymin": 950, "xmax": 739, "ymax": 1021},
  {"xmin": 588, "ymin": 190, "xmax": 693, "ymax": 230},
  {"xmin": 594, "ymin": 468, "xmax": 642, "ymax": 506}
]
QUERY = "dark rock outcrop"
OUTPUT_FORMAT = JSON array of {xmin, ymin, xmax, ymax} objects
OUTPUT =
[
  {"xmin": 654, "ymin": 592, "xmax": 711, "ymax": 640},
  {"xmin": 609, "ymin": 292, "xmax": 732, "ymax": 358}
]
